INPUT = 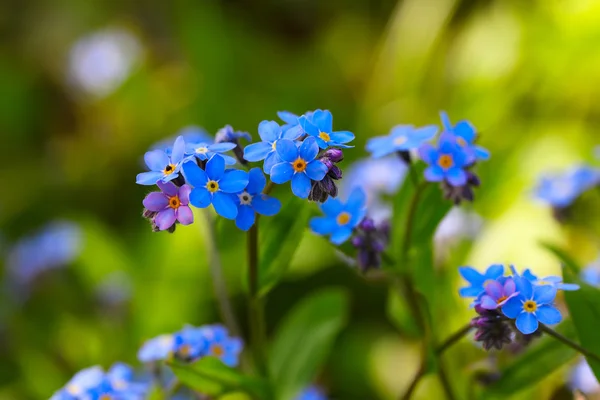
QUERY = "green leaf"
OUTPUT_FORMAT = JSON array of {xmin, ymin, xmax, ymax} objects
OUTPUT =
[
  {"xmin": 169, "ymin": 357, "xmax": 271, "ymax": 399},
  {"xmin": 480, "ymin": 321, "xmax": 577, "ymax": 399},
  {"xmin": 268, "ymin": 287, "xmax": 349, "ymax": 400},
  {"xmin": 544, "ymin": 244, "xmax": 600, "ymax": 381},
  {"xmin": 257, "ymin": 196, "xmax": 316, "ymax": 296}
]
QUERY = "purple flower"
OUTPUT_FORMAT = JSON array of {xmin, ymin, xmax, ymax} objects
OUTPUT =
[
  {"xmin": 479, "ymin": 278, "xmax": 519, "ymax": 310},
  {"xmin": 142, "ymin": 181, "xmax": 194, "ymax": 230}
]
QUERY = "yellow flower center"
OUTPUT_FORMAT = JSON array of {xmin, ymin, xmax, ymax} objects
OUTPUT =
[
  {"xmin": 497, "ymin": 295, "xmax": 507, "ymax": 304},
  {"xmin": 393, "ymin": 136, "xmax": 407, "ymax": 146},
  {"xmin": 163, "ymin": 164, "xmax": 176, "ymax": 175},
  {"xmin": 168, "ymin": 196, "xmax": 180, "ymax": 209},
  {"xmin": 100, "ymin": 395, "xmax": 113, "ymax": 400},
  {"xmin": 293, "ymin": 158, "xmax": 307, "ymax": 172},
  {"xmin": 457, "ymin": 137, "xmax": 467, "ymax": 147},
  {"xmin": 319, "ymin": 132, "xmax": 331, "ymax": 142},
  {"xmin": 66, "ymin": 384, "xmax": 81, "ymax": 395},
  {"xmin": 211, "ymin": 344, "xmax": 225, "ymax": 357},
  {"xmin": 337, "ymin": 212, "xmax": 351, "ymax": 226},
  {"xmin": 195, "ymin": 146, "xmax": 208, "ymax": 154},
  {"xmin": 206, "ymin": 180, "xmax": 219, "ymax": 193},
  {"xmin": 523, "ymin": 300, "xmax": 537, "ymax": 313},
  {"xmin": 438, "ymin": 154, "xmax": 454, "ymax": 169},
  {"xmin": 179, "ymin": 344, "xmax": 192, "ymax": 356},
  {"xmin": 272, "ymin": 141, "xmax": 277, "ymax": 151}
]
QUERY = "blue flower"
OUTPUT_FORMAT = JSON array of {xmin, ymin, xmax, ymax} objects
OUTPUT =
[
  {"xmin": 137, "ymin": 136, "xmax": 188, "ymax": 185},
  {"xmin": 295, "ymin": 386, "xmax": 327, "ymax": 400},
  {"xmin": 202, "ymin": 325, "xmax": 243, "ymax": 367},
  {"xmin": 458, "ymin": 264, "xmax": 504, "ymax": 298},
  {"xmin": 440, "ymin": 111, "xmax": 490, "ymax": 163},
  {"xmin": 215, "ymin": 125, "xmax": 251, "ymax": 144},
  {"xmin": 521, "ymin": 268, "xmax": 579, "ymax": 291},
  {"xmin": 50, "ymin": 366, "xmax": 104, "ymax": 400},
  {"xmin": 183, "ymin": 155, "xmax": 249, "ymax": 220},
  {"xmin": 534, "ymin": 165, "xmax": 600, "ymax": 208},
  {"xmin": 299, "ymin": 109, "xmax": 355, "ymax": 149},
  {"xmin": 234, "ymin": 168, "xmax": 282, "ymax": 231},
  {"xmin": 151, "ymin": 126, "xmax": 212, "ymax": 155},
  {"xmin": 278, "ymin": 110, "xmax": 309, "ymax": 137},
  {"xmin": 310, "ymin": 187, "xmax": 367, "ymax": 245},
  {"xmin": 366, "ymin": 124, "xmax": 437, "ymax": 158},
  {"xmin": 243, "ymin": 120, "xmax": 303, "ymax": 173},
  {"xmin": 502, "ymin": 277, "xmax": 561, "ymax": 334},
  {"xmin": 138, "ymin": 334, "xmax": 174, "ymax": 363},
  {"xmin": 186, "ymin": 141, "xmax": 237, "ymax": 165},
  {"xmin": 173, "ymin": 326, "xmax": 209, "ymax": 361},
  {"xmin": 270, "ymin": 137, "xmax": 329, "ymax": 198},
  {"xmin": 582, "ymin": 258, "xmax": 600, "ymax": 287},
  {"xmin": 419, "ymin": 133, "xmax": 470, "ymax": 187}
]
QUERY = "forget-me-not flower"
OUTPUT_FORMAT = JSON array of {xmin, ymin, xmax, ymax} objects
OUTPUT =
[
  {"xmin": 295, "ymin": 386, "xmax": 327, "ymax": 400},
  {"xmin": 419, "ymin": 134, "xmax": 470, "ymax": 187},
  {"xmin": 440, "ymin": 111, "xmax": 490, "ymax": 164},
  {"xmin": 582, "ymin": 257, "xmax": 600, "ymax": 287},
  {"xmin": 366, "ymin": 124, "xmax": 437, "ymax": 158},
  {"xmin": 521, "ymin": 268, "xmax": 579, "ymax": 291},
  {"xmin": 299, "ymin": 109, "xmax": 354, "ymax": 149},
  {"xmin": 534, "ymin": 165, "xmax": 600, "ymax": 208},
  {"xmin": 310, "ymin": 187, "xmax": 367, "ymax": 245},
  {"xmin": 183, "ymin": 155, "xmax": 249, "ymax": 220},
  {"xmin": 142, "ymin": 182, "xmax": 194, "ymax": 231},
  {"xmin": 50, "ymin": 366, "xmax": 104, "ymax": 400},
  {"xmin": 151, "ymin": 126, "xmax": 212, "ymax": 155},
  {"xmin": 138, "ymin": 334, "xmax": 174, "ymax": 363},
  {"xmin": 270, "ymin": 137, "xmax": 328, "ymax": 198},
  {"xmin": 278, "ymin": 110, "xmax": 309, "ymax": 137},
  {"xmin": 186, "ymin": 141, "xmax": 237, "ymax": 165},
  {"xmin": 502, "ymin": 277, "xmax": 562, "ymax": 334},
  {"xmin": 202, "ymin": 325, "xmax": 243, "ymax": 367},
  {"xmin": 243, "ymin": 120, "xmax": 303, "ymax": 174},
  {"xmin": 234, "ymin": 168, "xmax": 281, "ymax": 231},
  {"xmin": 137, "ymin": 136, "xmax": 187, "ymax": 185},
  {"xmin": 458, "ymin": 264, "xmax": 504, "ymax": 298},
  {"xmin": 479, "ymin": 277, "xmax": 518, "ymax": 310},
  {"xmin": 173, "ymin": 326, "xmax": 209, "ymax": 361}
]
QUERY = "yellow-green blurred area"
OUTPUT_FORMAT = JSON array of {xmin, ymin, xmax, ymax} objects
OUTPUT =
[{"xmin": 1, "ymin": 0, "xmax": 600, "ymax": 399}]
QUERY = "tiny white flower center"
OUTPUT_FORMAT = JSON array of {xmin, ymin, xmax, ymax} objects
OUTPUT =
[
  {"xmin": 393, "ymin": 136, "xmax": 407, "ymax": 146},
  {"xmin": 238, "ymin": 191, "xmax": 253, "ymax": 205},
  {"xmin": 195, "ymin": 146, "xmax": 209, "ymax": 154}
]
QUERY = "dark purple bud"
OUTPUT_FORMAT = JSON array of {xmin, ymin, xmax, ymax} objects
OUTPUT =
[
  {"xmin": 358, "ymin": 218, "xmax": 376, "ymax": 232},
  {"xmin": 328, "ymin": 165, "xmax": 343, "ymax": 180},
  {"xmin": 467, "ymin": 171, "xmax": 481, "ymax": 187},
  {"xmin": 308, "ymin": 181, "xmax": 327, "ymax": 203},
  {"xmin": 142, "ymin": 209, "xmax": 157, "ymax": 219},
  {"xmin": 351, "ymin": 236, "xmax": 364, "ymax": 248},
  {"xmin": 321, "ymin": 158, "xmax": 334, "ymax": 170},
  {"xmin": 323, "ymin": 148, "xmax": 344, "ymax": 163}
]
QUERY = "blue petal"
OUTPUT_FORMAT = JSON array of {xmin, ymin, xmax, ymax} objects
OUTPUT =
[
  {"xmin": 270, "ymin": 162, "xmax": 294, "ymax": 184},
  {"xmin": 533, "ymin": 285, "xmax": 557, "ymax": 305},
  {"xmin": 330, "ymin": 227, "xmax": 353, "ymax": 245},
  {"xmin": 144, "ymin": 150, "xmax": 170, "ymax": 171},
  {"xmin": 310, "ymin": 216, "xmax": 338, "ymax": 235},
  {"xmin": 312, "ymin": 110, "xmax": 333, "ymax": 133},
  {"xmin": 282, "ymin": 124, "xmax": 303, "ymax": 140},
  {"xmin": 321, "ymin": 198, "xmax": 343, "ymax": 216},
  {"xmin": 252, "ymin": 195, "xmax": 281, "ymax": 216},
  {"xmin": 209, "ymin": 142, "xmax": 237, "ymax": 152},
  {"xmin": 299, "ymin": 136, "xmax": 319, "ymax": 162},
  {"xmin": 331, "ymin": 130, "xmax": 355, "ymax": 144},
  {"xmin": 474, "ymin": 146, "xmax": 490, "ymax": 161},
  {"xmin": 485, "ymin": 264, "xmax": 505, "ymax": 279},
  {"xmin": 501, "ymin": 297, "xmax": 523, "ymax": 319},
  {"xmin": 212, "ymin": 192, "xmax": 238, "ymax": 220},
  {"xmin": 439, "ymin": 111, "xmax": 452, "ymax": 131},
  {"xmin": 413, "ymin": 125, "xmax": 438, "ymax": 141},
  {"xmin": 206, "ymin": 154, "xmax": 225, "ymax": 180},
  {"xmin": 220, "ymin": 154, "xmax": 238, "ymax": 165},
  {"xmin": 446, "ymin": 167, "xmax": 467, "ymax": 186},
  {"xmin": 263, "ymin": 151, "xmax": 281, "ymax": 174},
  {"xmin": 418, "ymin": 143, "xmax": 438, "ymax": 164},
  {"xmin": 277, "ymin": 111, "xmax": 298, "ymax": 125},
  {"xmin": 235, "ymin": 205, "xmax": 255, "ymax": 231},
  {"xmin": 345, "ymin": 187, "xmax": 367, "ymax": 213},
  {"xmin": 366, "ymin": 137, "xmax": 394, "ymax": 158},
  {"xmin": 220, "ymin": 170, "xmax": 249, "ymax": 193},
  {"xmin": 516, "ymin": 276, "xmax": 533, "ymax": 299},
  {"xmin": 315, "ymin": 136, "xmax": 328, "ymax": 149},
  {"xmin": 459, "ymin": 286, "xmax": 485, "ymax": 298},
  {"xmin": 247, "ymin": 168, "xmax": 266, "ymax": 194},
  {"xmin": 299, "ymin": 116, "xmax": 319, "ymax": 136},
  {"xmin": 536, "ymin": 305, "xmax": 562, "ymax": 325},
  {"xmin": 480, "ymin": 295, "xmax": 499, "ymax": 310},
  {"xmin": 171, "ymin": 136, "xmax": 186, "ymax": 164},
  {"xmin": 275, "ymin": 139, "xmax": 298, "ymax": 163},
  {"xmin": 182, "ymin": 161, "xmax": 208, "ymax": 187},
  {"xmin": 136, "ymin": 171, "xmax": 164, "ymax": 185},
  {"xmin": 305, "ymin": 160, "xmax": 328, "ymax": 181},
  {"xmin": 516, "ymin": 312, "xmax": 538, "ymax": 335},
  {"xmin": 258, "ymin": 120, "xmax": 280, "ymax": 142},
  {"xmin": 459, "ymin": 266, "xmax": 485, "ymax": 285},
  {"xmin": 291, "ymin": 173, "xmax": 312, "ymax": 198},
  {"xmin": 424, "ymin": 165, "xmax": 444, "ymax": 182},
  {"xmin": 190, "ymin": 188, "xmax": 212, "ymax": 208},
  {"xmin": 555, "ymin": 283, "xmax": 580, "ymax": 291},
  {"xmin": 454, "ymin": 121, "xmax": 476, "ymax": 143}
]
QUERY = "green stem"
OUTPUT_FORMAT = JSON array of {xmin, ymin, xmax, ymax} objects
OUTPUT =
[
  {"xmin": 436, "ymin": 324, "xmax": 473, "ymax": 355},
  {"xmin": 540, "ymin": 324, "xmax": 600, "ymax": 363},
  {"xmin": 401, "ymin": 364, "xmax": 426, "ymax": 400},
  {"xmin": 437, "ymin": 360, "xmax": 457, "ymax": 400},
  {"xmin": 248, "ymin": 223, "xmax": 267, "ymax": 376}
]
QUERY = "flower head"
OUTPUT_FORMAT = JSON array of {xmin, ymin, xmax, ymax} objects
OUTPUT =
[
  {"xmin": 366, "ymin": 124, "xmax": 437, "ymax": 158},
  {"xmin": 534, "ymin": 165, "xmax": 600, "ymax": 209},
  {"xmin": 440, "ymin": 111, "xmax": 490, "ymax": 164},
  {"xmin": 351, "ymin": 218, "xmax": 390, "ymax": 271},
  {"xmin": 521, "ymin": 268, "xmax": 579, "ymax": 291},
  {"xmin": 458, "ymin": 264, "xmax": 505, "ymax": 298},
  {"xmin": 234, "ymin": 168, "xmax": 281, "ymax": 231},
  {"xmin": 183, "ymin": 155, "xmax": 249, "ymax": 220},
  {"xmin": 186, "ymin": 141, "xmax": 237, "ymax": 165},
  {"xmin": 501, "ymin": 277, "xmax": 561, "ymax": 334},
  {"xmin": 138, "ymin": 334, "xmax": 174, "ymax": 363},
  {"xmin": 310, "ymin": 187, "xmax": 367, "ymax": 245},
  {"xmin": 479, "ymin": 278, "xmax": 519, "ymax": 310},
  {"xmin": 419, "ymin": 133, "xmax": 470, "ymax": 187},
  {"xmin": 299, "ymin": 109, "xmax": 354, "ymax": 149},
  {"xmin": 215, "ymin": 125, "xmax": 252, "ymax": 165},
  {"xmin": 308, "ymin": 148, "xmax": 345, "ymax": 203},
  {"xmin": 278, "ymin": 110, "xmax": 309, "ymax": 137},
  {"xmin": 270, "ymin": 137, "xmax": 328, "ymax": 199},
  {"xmin": 243, "ymin": 120, "xmax": 303, "ymax": 173},
  {"xmin": 471, "ymin": 306, "xmax": 512, "ymax": 351},
  {"xmin": 202, "ymin": 325, "xmax": 243, "ymax": 367},
  {"xmin": 142, "ymin": 182, "xmax": 194, "ymax": 231},
  {"xmin": 137, "ymin": 136, "xmax": 188, "ymax": 185},
  {"xmin": 295, "ymin": 386, "xmax": 327, "ymax": 400},
  {"xmin": 151, "ymin": 126, "xmax": 212, "ymax": 155},
  {"xmin": 50, "ymin": 366, "xmax": 104, "ymax": 400},
  {"xmin": 173, "ymin": 326, "xmax": 209, "ymax": 361},
  {"xmin": 582, "ymin": 257, "xmax": 600, "ymax": 287}
]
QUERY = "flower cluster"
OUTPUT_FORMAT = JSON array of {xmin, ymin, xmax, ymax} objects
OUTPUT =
[
  {"xmin": 459, "ymin": 264, "xmax": 579, "ymax": 350},
  {"xmin": 534, "ymin": 164, "xmax": 600, "ymax": 212}
]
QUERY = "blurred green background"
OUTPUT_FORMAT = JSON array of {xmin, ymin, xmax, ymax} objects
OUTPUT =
[{"xmin": 1, "ymin": 0, "xmax": 600, "ymax": 399}]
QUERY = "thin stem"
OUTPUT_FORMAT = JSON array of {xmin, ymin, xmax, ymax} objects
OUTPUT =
[
  {"xmin": 408, "ymin": 162, "xmax": 420, "ymax": 187},
  {"xmin": 248, "ymin": 223, "xmax": 267, "ymax": 376},
  {"xmin": 400, "ymin": 181, "xmax": 428, "ymax": 261},
  {"xmin": 437, "ymin": 360, "xmax": 457, "ymax": 400},
  {"xmin": 436, "ymin": 324, "xmax": 473, "ymax": 355},
  {"xmin": 540, "ymin": 324, "xmax": 600, "ymax": 363},
  {"xmin": 401, "ymin": 364, "xmax": 426, "ymax": 400}
]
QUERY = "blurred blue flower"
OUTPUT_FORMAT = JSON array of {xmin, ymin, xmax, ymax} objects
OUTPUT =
[
  {"xmin": 502, "ymin": 277, "xmax": 561, "ymax": 334},
  {"xmin": 521, "ymin": 268, "xmax": 579, "ymax": 291},
  {"xmin": 299, "ymin": 109, "xmax": 355, "ymax": 149},
  {"xmin": 183, "ymin": 155, "xmax": 249, "ymax": 220},
  {"xmin": 186, "ymin": 141, "xmax": 237, "ymax": 165},
  {"xmin": 419, "ymin": 134, "xmax": 470, "ymax": 187},
  {"xmin": 534, "ymin": 165, "xmax": 600, "ymax": 208},
  {"xmin": 295, "ymin": 386, "xmax": 327, "ymax": 400},
  {"xmin": 270, "ymin": 137, "xmax": 328, "ymax": 198},
  {"xmin": 366, "ymin": 124, "xmax": 437, "ymax": 158},
  {"xmin": 582, "ymin": 257, "xmax": 600, "ymax": 287},
  {"xmin": 215, "ymin": 125, "xmax": 251, "ymax": 144},
  {"xmin": 458, "ymin": 264, "xmax": 504, "ymax": 298},
  {"xmin": 570, "ymin": 358, "xmax": 600, "ymax": 395},
  {"xmin": 440, "ymin": 111, "xmax": 490, "ymax": 163},
  {"xmin": 136, "ymin": 136, "xmax": 187, "ymax": 185},
  {"xmin": 173, "ymin": 326, "xmax": 209, "ymax": 361},
  {"xmin": 479, "ymin": 277, "xmax": 518, "ymax": 310},
  {"xmin": 50, "ymin": 366, "xmax": 104, "ymax": 400},
  {"xmin": 310, "ymin": 187, "xmax": 367, "ymax": 245},
  {"xmin": 138, "ymin": 334, "xmax": 174, "ymax": 363},
  {"xmin": 203, "ymin": 325, "xmax": 243, "ymax": 367},
  {"xmin": 243, "ymin": 120, "xmax": 303, "ymax": 174},
  {"xmin": 234, "ymin": 168, "xmax": 281, "ymax": 231},
  {"xmin": 151, "ymin": 126, "xmax": 212, "ymax": 155}
]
